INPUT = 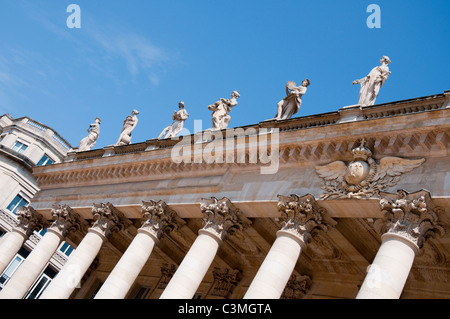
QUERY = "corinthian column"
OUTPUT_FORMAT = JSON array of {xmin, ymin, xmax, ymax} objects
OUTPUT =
[
  {"xmin": 244, "ymin": 194, "xmax": 335, "ymax": 299},
  {"xmin": 160, "ymin": 197, "xmax": 249, "ymax": 299},
  {"xmin": 0, "ymin": 207, "xmax": 48, "ymax": 275},
  {"xmin": 357, "ymin": 190, "xmax": 444, "ymax": 299},
  {"xmin": 0, "ymin": 205, "xmax": 82, "ymax": 299},
  {"xmin": 95, "ymin": 200, "xmax": 181, "ymax": 299},
  {"xmin": 40, "ymin": 203, "xmax": 130, "ymax": 299}
]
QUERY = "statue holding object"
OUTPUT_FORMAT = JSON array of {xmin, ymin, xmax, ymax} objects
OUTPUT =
[
  {"xmin": 274, "ymin": 79, "xmax": 310, "ymax": 120},
  {"xmin": 208, "ymin": 90, "xmax": 240, "ymax": 130},
  {"xmin": 158, "ymin": 101, "xmax": 189, "ymax": 139},
  {"xmin": 77, "ymin": 117, "xmax": 101, "ymax": 152},
  {"xmin": 116, "ymin": 109, "xmax": 139, "ymax": 146}
]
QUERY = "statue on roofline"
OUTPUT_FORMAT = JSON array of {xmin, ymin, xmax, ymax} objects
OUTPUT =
[
  {"xmin": 158, "ymin": 101, "xmax": 189, "ymax": 139},
  {"xmin": 274, "ymin": 79, "xmax": 310, "ymax": 121},
  {"xmin": 353, "ymin": 56, "xmax": 391, "ymax": 106},
  {"xmin": 77, "ymin": 117, "xmax": 101, "ymax": 152},
  {"xmin": 208, "ymin": 90, "xmax": 240, "ymax": 130},
  {"xmin": 116, "ymin": 109, "xmax": 139, "ymax": 146}
]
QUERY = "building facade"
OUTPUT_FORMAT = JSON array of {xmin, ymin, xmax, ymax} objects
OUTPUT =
[
  {"xmin": 0, "ymin": 90, "xmax": 449, "ymax": 299},
  {"xmin": 0, "ymin": 114, "xmax": 73, "ymax": 298}
]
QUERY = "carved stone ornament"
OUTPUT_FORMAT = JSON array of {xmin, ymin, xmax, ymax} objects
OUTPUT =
[
  {"xmin": 89, "ymin": 202, "xmax": 130, "ymax": 238},
  {"xmin": 199, "ymin": 197, "xmax": 251, "ymax": 241},
  {"xmin": 277, "ymin": 194, "xmax": 336, "ymax": 246},
  {"xmin": 211, "ymin": 268, "xmax": 241, "ymax": 298},
  {"xmin": 140, "ymin": 200, "xmax": 183, "ymax": 240},
  {"xmin": 374, "ymin": 190, "xmax": 445, "ymax": 249},
  {"xmin": 14, "ymin": 206, "xmax": 49, "ymax": 238},
  {"xmin": 315, "ymin": 138, "xmax": 425, "ymax": 199},
  {"xmin": 48, "ymin": 204, "xmax": 83, "ymax": 238},
  {"xmin": 281, "ymin": 274, "xmax": 312, "ymax": 299}
]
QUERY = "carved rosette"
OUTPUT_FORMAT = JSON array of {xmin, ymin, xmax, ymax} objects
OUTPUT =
[
  {"xmin": 277, "ymin": 194, "xmax": 335, "ymax": 247},
  {"xmin": 14, "ymin": 206, "xmax": 49, "ymax": 238},
  {"xmin": 47, "ymin": 204, "xmax": 83, "ymax": 239},
  {"xmin": 89, "ymin": 203, "xmax": 130, "ymax": 239},
  {"xmin": 140, "ymin": 200, "xmax": 182, "ymax": 240},
  {"xmin": 199, "ymin": 197, "xmax": 250, "ymax": 242},
  {"xmin": 375, "ymin": 190, "xmax": 445, "ymax": 250}
]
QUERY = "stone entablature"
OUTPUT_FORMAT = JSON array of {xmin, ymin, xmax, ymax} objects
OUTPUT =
[{"xmin": 30, "ymin": 92, "xmax": 450, "ymax": 222}]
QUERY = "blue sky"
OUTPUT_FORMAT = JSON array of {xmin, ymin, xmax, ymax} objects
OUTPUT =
[{"xmin": 0, "ymin": 0, "xmax": 449, "ymax": 149}]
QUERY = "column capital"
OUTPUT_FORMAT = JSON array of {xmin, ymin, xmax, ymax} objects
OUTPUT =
[
  {"xmin": 47, "ymin": 204, "xmax": 85, "ymax": 239},
  {"xmin": 277, "ymin": 194, "xmax": 336, "ymax": 247},
  {"xmin": 139, "ymin": 200, "xmax": 184, "ymax": 241},
  {"xmin": 199, "ymin": 197, "xmax": 250, "ymax": 242},
  {"xmin": 13, "ymin": 206, "xmax": 49, "ymax": 238},
  {"xmin": 89, "ymin": 202, "xmax": 131, "ymax": 239},
  {"xmin": 375, "ymin": 189, "xmax": 445, "ymax": 250}
]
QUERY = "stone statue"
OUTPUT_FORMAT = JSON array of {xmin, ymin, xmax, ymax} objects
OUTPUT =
[
  {"xmin": 274, "ymin": 79, "xmax": 310, "ymax": 120},
  {"xmin": 77, "ymin": 118, "xmax": 101, "ymax": 152},
  {"xmin": 353, "ymin": 56, "xmax": 391, "ymax": 106},
  {"xmin": 208, "ymin": 91, "xmax": 240, "ymax": 130},
  {"xmin": 158, "ymin": 101, "xmax": 189, "ymax": 139},
  {"xmin": 115, "ymin": 109, "xmax": 139, "ymax": 146}
]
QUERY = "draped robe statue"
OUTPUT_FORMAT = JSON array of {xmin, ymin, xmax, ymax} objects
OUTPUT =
[
  {"xmin": 274, "ymin": 79, "xmax": 310, "ymax": 120},
  {"xmin": 116, "ymin": 109, "xmax": 139, "ymax": 146},
  {"xmin": 158, "ymin": 102, "xmax": 189, "ymax": 139},
  {"xmin": 353, "ymin": 56, "xmax": 391, "ymax": 106},
  {"xmin": 208, "ymin": 90, "xmax": 240, "ymax": 130},
  {"xmin": 78, "ymin": 118, "xmax": 101, "ymax": 152}
]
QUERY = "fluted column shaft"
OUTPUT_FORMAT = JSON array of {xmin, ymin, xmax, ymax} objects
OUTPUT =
[
  {"xmin": 356, "ymin": 190, "xmax": 443, "ymax": 299},
  {"xmin": 244, "ymin": 194, "xmax": 333, "ymax": 299},
  {"xmin": 160, "ymin": 197, "xmax": 247, "ymax": 299},
  {"xmin": 40, "ymin": 202, "xmax": 129, "ymax": 299},
  {"xmin": 95, "ymin": 200, "xmax": 179, "ymax": 299}
]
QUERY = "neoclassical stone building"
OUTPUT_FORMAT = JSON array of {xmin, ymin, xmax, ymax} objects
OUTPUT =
[
  {"xmin": 0, "ymin": 90, "xmax": 449, "ymax": 299},
  {"xmin": 0, "ymin": 114, "xmax": 73, "ymax": 298}
]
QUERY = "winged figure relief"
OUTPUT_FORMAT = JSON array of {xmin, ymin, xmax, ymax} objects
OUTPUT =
[{"xmin": 315, "ymin": 140, "xmax": 425, "ymax": 199}]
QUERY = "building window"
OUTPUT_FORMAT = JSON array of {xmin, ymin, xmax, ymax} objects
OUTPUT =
[
  {"xmin": 37, "ymin": 154, "xmax": 54, "ymax": 166},
  {"xmin": 11, "ymin": 141, "xmax": 28, "ymax": 154},
  {"xmin": 0, "ymin": 255, "xmax": 25, "ymax": 289},
  {"xmin": 134, "ymin": 286, "xmax": 152, "ymax": 299},
  {"xmin": 25, "ymin": 274, "xmax": 52, "ymax": 299},
  {"xmin": 59, "ymin": 242, "xmax": 74, "ymax": 257},
  {"xmin": 6, "ymin": 193, "xmax": 29, "ymax": 215}
]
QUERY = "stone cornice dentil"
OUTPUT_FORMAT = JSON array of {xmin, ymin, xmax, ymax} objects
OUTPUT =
[
  {"xmin": 277, "ymin": 194, "xmax": 336, "ymax": 248},
  {"xmin": 14, "ymin": 206, "xmax": 49, "ymax": 238},
  {"xmin": 199, "ymin": 197, "xmax": 251, "ymax": 242},
  {"xmin": 140, "ymin": 200, "xmax": 184, "ymax": 241},
  {"xmin": 374, "ymin": 189, "xmax": 445, "ymax": 250},
  {"xmin": 89, "ymin": 203, "xmax": 131, "ymax": 239}
]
